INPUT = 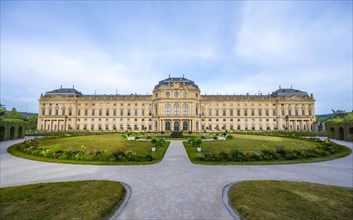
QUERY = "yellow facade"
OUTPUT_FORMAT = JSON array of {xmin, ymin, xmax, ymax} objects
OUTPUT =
[{"xmin": 38, "ymin": 77, "xmax": 316, "ymax": 132}]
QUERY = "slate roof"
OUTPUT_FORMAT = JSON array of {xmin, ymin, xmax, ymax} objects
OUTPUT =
[
  {"xmin": 154, "ymin": 77, "xmax": 199, "ymax": 90},
  {"xmin": 270, "ymin": 88, "xmax": 310, "ymax": 98},
  {"xmin": 44, "ymin": 88, "xmax": 83, "ymax": 97}
]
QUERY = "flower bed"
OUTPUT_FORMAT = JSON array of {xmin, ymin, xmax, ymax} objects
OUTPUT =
[
  {"xmin": 196, "ymin": 139, "xmax": 343, "ymax": 162},
  {"xmin": 17, "ymin": 138, "xmax": 154, "ymax": 162}
]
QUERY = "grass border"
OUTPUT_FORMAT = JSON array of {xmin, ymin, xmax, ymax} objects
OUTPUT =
[
  {"xmin": 183, "ymin": 142, "xmax": 352, "ymax": 165},
  {"xmin": 0, "ymin": 180, "xmax": 127, "ymax": 220},
  {"xmin": 8, "ymin": 141, "xmax": 170, "ymax": 165},
  {"xmin": 224, "ymin": 180, "xmax": 353, "ymax": 220}
]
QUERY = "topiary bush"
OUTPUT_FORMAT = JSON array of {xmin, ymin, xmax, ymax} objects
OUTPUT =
[
  {"xmin": 226, "ymin": 135, "xmax": 234, "ymax": 140},
  {"xmin": 170, "ymin": 131, "xmax": 183, "ymax": 138}
]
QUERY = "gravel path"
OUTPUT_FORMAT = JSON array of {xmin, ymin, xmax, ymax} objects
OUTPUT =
[{"xmin": 1, "ymin": 138, "xmax": 352, "ymax": 219}]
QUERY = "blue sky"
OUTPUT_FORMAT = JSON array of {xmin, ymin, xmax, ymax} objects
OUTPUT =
[{"xmin": 1, "ymin": 1, "xmax": 352, "ymax": 114}]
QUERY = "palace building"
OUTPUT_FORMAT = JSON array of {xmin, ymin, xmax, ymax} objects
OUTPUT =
[{"xmin": 37, "ymin": 77, "xmax": 316, "ymax": 132}]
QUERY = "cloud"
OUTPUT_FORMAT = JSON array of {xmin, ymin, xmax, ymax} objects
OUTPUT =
[{"xmin": 1, "ymin": 1, "xmax": 352, "ymax": 114}]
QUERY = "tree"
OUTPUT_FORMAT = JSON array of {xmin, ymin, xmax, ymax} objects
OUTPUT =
[
  {"xmin": 7, "ymin": 108, "xmax": 23, "ymax": 119},
  {"xmin": 0, "ymin": 104, "xmax": 6, "ymax": 117},
  {"xmin": 332, "ymin": 109, "xmax": 346, "ymax": 118},
  {"xmin": 25, "ymin": 115, "xmax": 38, "ymax": 130}
]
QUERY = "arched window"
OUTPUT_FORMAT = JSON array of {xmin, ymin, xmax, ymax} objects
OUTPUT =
[
  {"xmin": 165, "ymin": 121, "xmax": 171, "ymax": 131},
  {"xmin": 183, "ymin": 121, "xmax": 188, "ymax": 131}
]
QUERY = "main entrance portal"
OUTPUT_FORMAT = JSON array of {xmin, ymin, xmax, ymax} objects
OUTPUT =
[{"xmin": 174, "ymin": 121, "xmax": 179, "ymax": 131}]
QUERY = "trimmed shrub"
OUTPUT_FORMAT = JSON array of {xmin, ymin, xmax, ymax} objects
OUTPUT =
[
  {"xmin": 170, "ymin": 131, "xmax": 183, "ymax": 138},
  {"xmin": 226, "ymin": 135, "xmax": 234, "ymax": 140}
]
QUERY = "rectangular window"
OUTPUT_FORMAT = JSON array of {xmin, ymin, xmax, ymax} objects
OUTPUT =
[
  {"xmin": 282, "ymin": 109, "xmax": 285, "ymax": 116},
  {"xmin": 174, "ymin": 105, "xmax": 179, "ymax": 115},
  {"xmin": 91, "ymin": 110, "xmax": 94, "ymax": 116},
  {"xmin": 309, "ymin": 110, "xmax": 312, "ymax": 116},
  {"xmin": 237, "ymin": 109, "xmax": 240, "ymax": 116},
  {"xmin": 99, "ymin": 110, "xmax": 102, "ymax": 116},
  {"xmin": 229, "ymin": 109, "xmax": 233, "ymax": 116},
  {"xmin": 142, "ymin": 109, "xmax": 145, "ymax": 116},
  {"xmin": 302, "ymin": 110, "xmax": 305, "ymax": 116},
  {"xmin": 149, "ymin": 109, "xmax": 152, "ymax": 116},
  {"xmin": 223, "ymin": 109, "xmax": 226, "ymax": 116},
  {"xmin": 183, "ymin": 106, "xmax": 188, "ymax": 115},
  {"xmin": 273, "ymin": 109, "xmax": 276, "ymax": 116},
  {"xmin": 208, "ymin": 109, "xmax": 212, "ymax": 116},
  {"xmin": 69, "ymin": 109, "xmax": 72, "ymax": 116},
  {"xmin": 134, "ymin": 109, "xmax": 138, "ymax": 116},
  {"xmin": 216, "ymin": 109, "xmax": 219, "ymax": 116},
  {"xmin": 265, "ymin": 109, "xmax": 269, "ymax": 116},
  {"xmin": 251, "ymin": 109, "xmax": 255, "ymax": 116},
  {"xmin": 120, "ymin": 109, "xmax": 124, "ymax": 116},
  {"xmin": 49, "ymin": 109, "xmax": 52, "ymax": 115},
  {"xmin": 258, "ymin": 109, "xmax": 262, "ymax": 116},
  {"xmin": 295, "ymin": 110, "xmax": 298, "ymax": 116},
  {"xmin": 42, "ymin": 109, "xmax": 45, "ymax": 115},
  {"xmin": 77, "ymin": 110, "xmax": 81, "ymax": 116},
  {"xmin": 244, "ymin": 110, "xmax": 248, "ymax": 116},
  {"xmin": 55, "ymin": 109, "xmax": 59, "ymax": 116},
  {"xmin": 195, "ymin": 107, "xmax": 198, "ymax": 116},
  {"xmin": 165, "ymin": 105, "xmax": 170, "ymax": 115},
  {"xmin": 288, "ymin": 110, "xmax": 292, "ymax": 116},
  {"xmin": 106, "ymin": 110, "xmax": 109, "ymax": 116},
  {"xmin": 113, "ymin": 110, "xmax": 116, "ymax": 116},
  {"xmin": 62, "ymin": 109, "xmax": 65, "ymax": 115},
  {"xmin": 201, "ymin": 109, "xmax": 205, "ymax": 116},
  {"xmin": 127, "ymin": 110, "xmax": 131, "ymax": 116}
]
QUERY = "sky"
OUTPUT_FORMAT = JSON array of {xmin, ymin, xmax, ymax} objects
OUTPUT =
[{"xmin": 1, "ymin": 1, "xmax": 352, "ymax": 115}]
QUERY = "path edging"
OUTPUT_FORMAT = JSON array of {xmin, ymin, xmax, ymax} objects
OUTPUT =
[
  {"xmin": 108, "ymin": 182, "xmax": 132, "ymax": 220},
  {"xmin": 222, "ymin": 181, "xmax": 244, "ymax": 220}
]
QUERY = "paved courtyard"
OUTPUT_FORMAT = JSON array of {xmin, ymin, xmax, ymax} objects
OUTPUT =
[{"xmin": 1, "ymin": 138, "xmax": 352, "ymax": 219}]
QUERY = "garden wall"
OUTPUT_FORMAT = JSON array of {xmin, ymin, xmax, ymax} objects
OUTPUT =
[
  {"xmin": 0, "ymin": 119, "xmax": 27, "ymax": 141},
  {"xmin": 326, "ymin": 122, "xmax": 353, "ymax": 142}
]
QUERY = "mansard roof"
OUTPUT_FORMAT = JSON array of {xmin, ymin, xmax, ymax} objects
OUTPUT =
[
  {"xmin": 154, "ymin": 76, "xmax": 199, "ymax": 90},
  {"xmin": 43, "ymin": 87, "xmax": 83, "ymax": 97},
  {"xmin": 270, "ymin": 88, "xmax": 310, "ymax": 98}
]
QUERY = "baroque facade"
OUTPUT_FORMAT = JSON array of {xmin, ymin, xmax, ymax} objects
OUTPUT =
[{"xmin": 37, "ymin": 77, "xmax": 316, "ymax": 132}]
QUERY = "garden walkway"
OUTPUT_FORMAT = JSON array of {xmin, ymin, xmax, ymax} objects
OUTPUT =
[{"xmin": 0, "ymin": 139, "xmax": 352, "ymax": 219}]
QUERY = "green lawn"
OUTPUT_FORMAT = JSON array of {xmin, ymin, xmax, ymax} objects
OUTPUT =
[
  {"xmin": 0, "ymin": 181, "xmax": 126, "ymax": 220},
  {"xmin": 39, "ymin": 134, "xmax": 153, "ymax": 151},
  {"xmin": 202, "ymin": 134, "xmax": 318, "ymax": 152},
  {"xmin": 184, "ymin": 134, "xmax": 351, "ymax": 165},
  {"xmin": 8, "ymin": 134, "xmax": 169, "ymax": 165},
  {"xmin": 228, "ymin": 181, "xmax": 353, "ymax": 220}
]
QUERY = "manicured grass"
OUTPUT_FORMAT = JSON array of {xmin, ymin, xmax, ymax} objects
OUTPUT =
[
  {"xmin": 202, "ymin": 134, "xmax": 318, "ymax": 152},
  {"xmin": 184, "ymin": 134, "xmax": 351, "ymax": 165},
  {"xmin": 228, "ymin": 181, "xmax": 353, "ymax": 220},
  {"xmin": 0, "ymin": 180, "xmax": 126, "ymax": 220},
  {"xmin": 8, "ymin": 134, "xmax": 169, "ymax": 165}
]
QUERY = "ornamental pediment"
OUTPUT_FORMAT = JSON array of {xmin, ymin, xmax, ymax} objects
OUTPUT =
[
  {"xmin": 46, "ymin": 95, "xmax": 67, "ymax": 101},
  {"xmin": 289, "ymin": 95, "xmax": 304, "ymax": 101}
]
